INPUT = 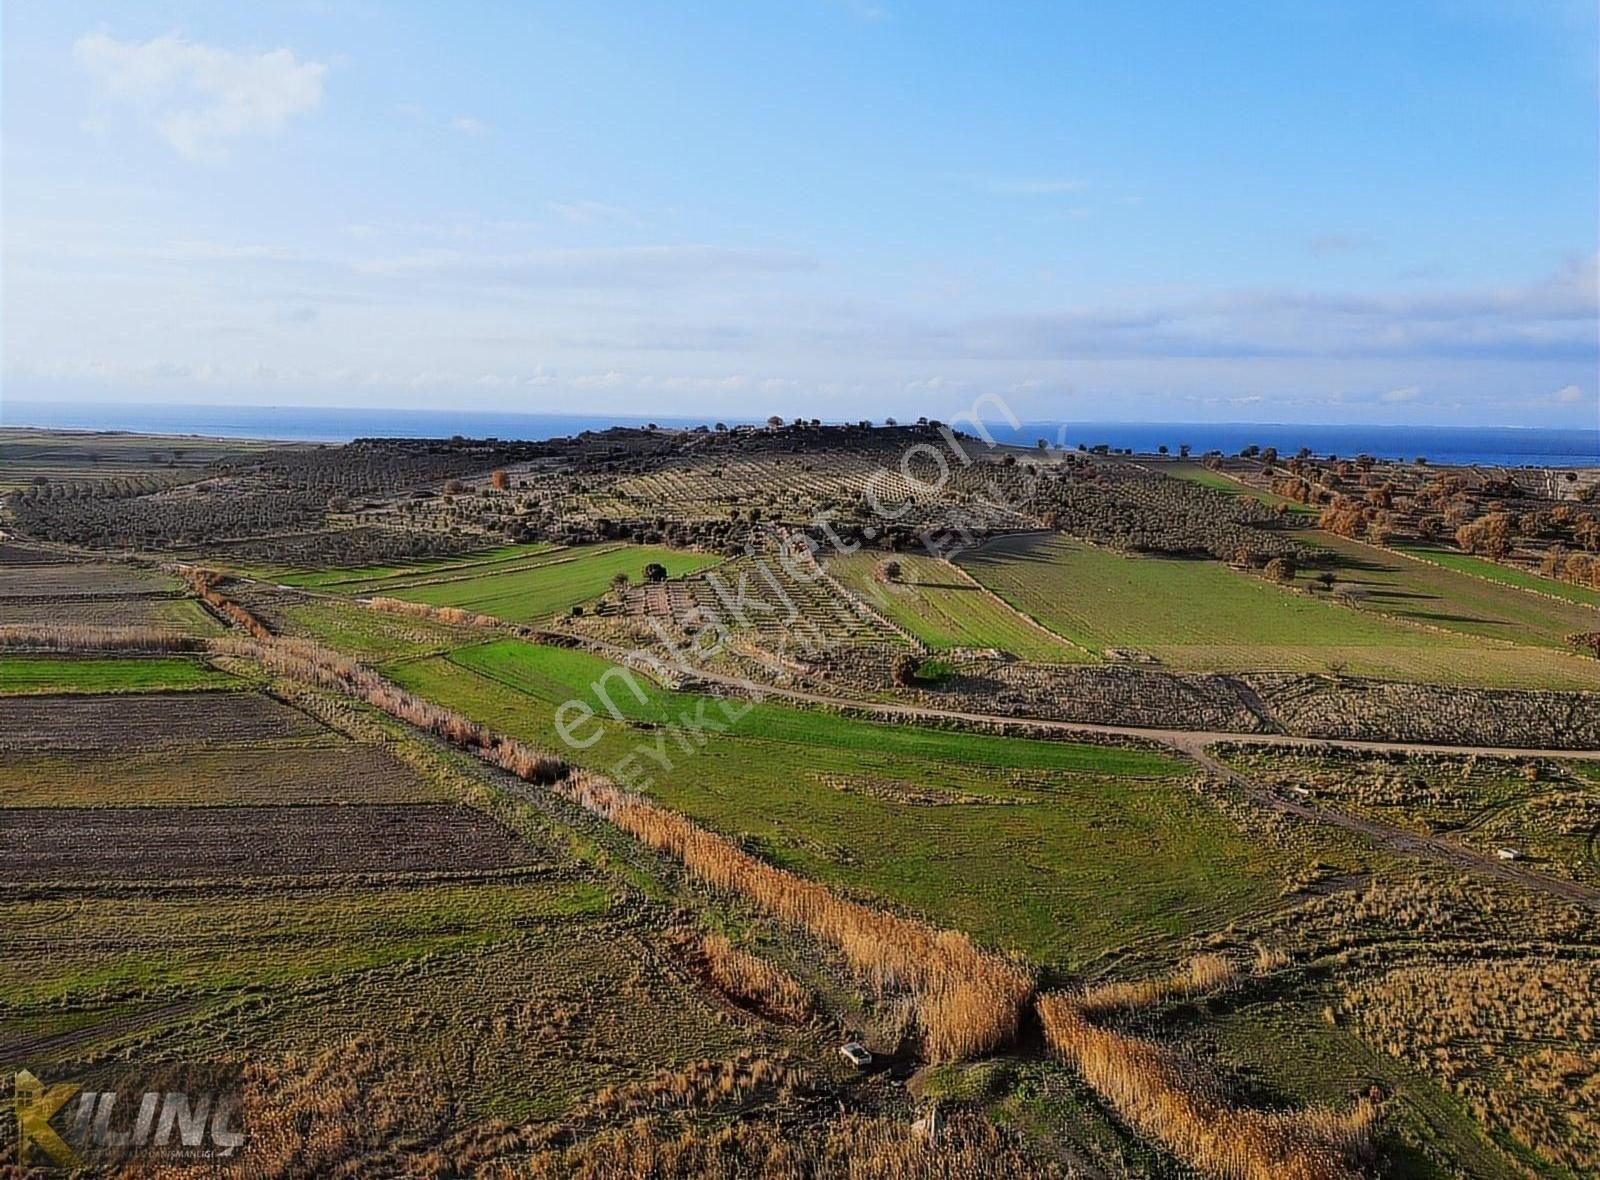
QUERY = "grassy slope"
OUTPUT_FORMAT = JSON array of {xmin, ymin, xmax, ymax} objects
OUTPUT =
[
  {"xmin": 957, "ymin": 533, "xmax": 1593, "ymax": 688},
  {"xmin": 153, "ymin": 596, "xmax": 226, "ymax": 634},
  {"xmin": 370, "ymin": 544, "xmax": 720, "ymax": 624},
  {"xmin": 1201, "ymin": 1001, "xmax": 1526, "ymax": 1180},
  {"xmin": 0, "ymin": 427, "xmax": 285, "ymax": 491},
  {"xmin": 1292, "ymin": 532, "xmax": 1598, "ymax": 649},
  {"xmin": 383, "ymin": 638, "xmax": 1293, "ymax": 969},
  {"xmin": 0, "ymin": 655, "xmax": 239, "ymax": 695},
  {"xmin": 827, "ymin": 550, "xmax": 1090, "ymax": 663},
  {"xmin": 1166, "ymin": 461, "xmax": 1600, "ymax": 639},
  {"xmin": 1395, "ymin": 544, "xmax": 1600, "ymax": 608}
]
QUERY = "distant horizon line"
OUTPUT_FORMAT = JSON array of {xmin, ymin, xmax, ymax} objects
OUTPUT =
[{"xmin": 2, "ymin": 397, "xmax": 1592, "ymax": 438}]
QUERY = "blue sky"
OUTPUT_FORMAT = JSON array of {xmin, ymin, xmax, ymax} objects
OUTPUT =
[{"xmin": 3, "ymin": 1, "xmax": 1596, "ymax": 427}]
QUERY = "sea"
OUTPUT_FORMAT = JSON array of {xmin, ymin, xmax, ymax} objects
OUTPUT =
[{"xmin": 3, "ymin": 400, "xmax": 1596, "ymax": 469}]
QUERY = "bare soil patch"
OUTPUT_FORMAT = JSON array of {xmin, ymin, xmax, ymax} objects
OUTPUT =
[
  {"xmin": 0, "ymin": 691, "xmax": 324, "ymax": 750},
  {"xmin": 0, "ymin": 803, "xmax": 535, "ymax": 881}
]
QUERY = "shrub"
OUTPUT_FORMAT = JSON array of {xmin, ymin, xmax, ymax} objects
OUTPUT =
[{"xmin": 1264, "ymin": 556, "xmax": 1297, "ymax": 583}]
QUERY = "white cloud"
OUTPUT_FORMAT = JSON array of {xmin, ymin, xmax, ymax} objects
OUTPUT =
[
  {"xmin": 74, "ymin": 31, "xmax": 326, "ymax": 158},
  {"xmin": 450, "ymin": 115, "xmax": 489, "ymax": 137},
  {"xmin": 937, "ymin": 254, "xmax": 1600, "ymax": 364},
  {"xmin": 1553, "ymin": 384, "xmax": 1585, "ymax": 403},
  {"xmin": 1381, "ymin": 385, "xmax": 1422, "ymax": 402}
]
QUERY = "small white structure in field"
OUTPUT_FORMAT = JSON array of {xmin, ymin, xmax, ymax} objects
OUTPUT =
[
  {"xmin": 1495, "ymin": 847, "xmax": 1521, "ymax": 861},
  {"xmin": 1290, "ymin": 786, "xmax": 1313, "ymax": 799},
  {"xmin": 838, "ymin": 1042, "xmax": 872, "ymax": 1069}
]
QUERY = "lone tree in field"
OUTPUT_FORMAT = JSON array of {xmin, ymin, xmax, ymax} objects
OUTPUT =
[
  {"xmin": 610, "ymin": 572, "xmax": 630, "ymax": 597},
  {"xmin": 643, "ymin": 562, "xmax": 668, "ymax": 582},
  {"xmin": 879, "ymin": 559, "xmax": 903, "ymax": 582}
]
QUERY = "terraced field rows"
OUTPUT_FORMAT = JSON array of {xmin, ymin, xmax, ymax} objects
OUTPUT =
[
  {"xmin": 265, "ymin": 541, "xmax": 559, "ymax": 590},
  {"xmin": 0, "ymin": 691, "xmax": 323, "ymax": 750},
  {"xmin": 0, "ymin": 555, "xmax": 219, "ymax": 632},
  {"xmin": 0, "ymin": 678, "xmax": 777, "ymax": 1131},
  {"xmin": 0, "ymin": 804, "xmax": 534, "ymax": 881},
  {"xmin": 827, "ymin": 550, "xmax": 1087, "ymax": 662},
  {"xmin": 362, "ymin": 543, "xmax": 720, "ymax": 624},
  {"xmin": 620, "ymin": 549, "xmax": 906, "ymax": 649}
]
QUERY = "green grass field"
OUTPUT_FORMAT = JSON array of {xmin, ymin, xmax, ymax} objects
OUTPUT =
[
  {"xmin": 352, "ymin": 543, "xmax": 720, "ymax": 624},
  {"xmin": 0, "ymin": 655, "xmax": 239, "ymax": 695},
  {"xmin": 1165, "ymin": 463, "xmax": 1599, "ymax": 638},
  {"xmin": 1290, "ymin": 532, "xmax": 1599, "ymax": 652},
  {"xmin": 827, "ymin": 550, "xmax": 1089, "ymax": 662},
  {"xmin": 1394, "ymin": 544, "xmax": 1600, "ymax": 608},
  {"xmin": 382, "ymin": 638, "xmax": 1309, "ymax": 969},
  {"xmin": 956, "ymin": 532, "xmax": 1595, "ymax": 688},
  {"xmin": 277, "ymin": 599, "xmax": 483, "ymax": 660}
]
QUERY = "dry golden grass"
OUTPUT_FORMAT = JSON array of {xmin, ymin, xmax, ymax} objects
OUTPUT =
[
  {"xmin": 1076, "ymin": 952, "xmax": 1239, "ymax": 1018},
  {"xmin": 578, "ymin": 1054, "xmax": 805, "ymax": 1120},
  {"xmin": 1037, "ymin": 992, "xmax": 1375, "ymax": 1180},
  {"xmin": 1342, "ymin": 958, "xmax": 1599, "ymax": 1174},
  {"xmin": 113, "ymin": 1039, "xmax": 1063, "ymax": 1178},
  {"xmin": 185, "ymin": 569, "xmax": 274, "ymax": 640},
  {"xmin": 364, "ymin": 595, "xmax": 503, "ymax": 629},
  {"xmin": 0, "ymin": 624, "xmax": 204, "ymax": 652},
  {"xmin": 693, "ymin": 934, "xmax": 815, "ymax": 1023},
  {"xmin": 118, "ymin": 1037, "xmax": 452, "ymax": 1180}
]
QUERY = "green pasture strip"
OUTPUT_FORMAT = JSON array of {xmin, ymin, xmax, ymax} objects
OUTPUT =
[
  {"xmin": 0, "ymin": 656, "xmax": 238, "ymax": 695},
  {"xmin": 1394, "ymin": 544, "xmax": 1600, "ymax": 608}
]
